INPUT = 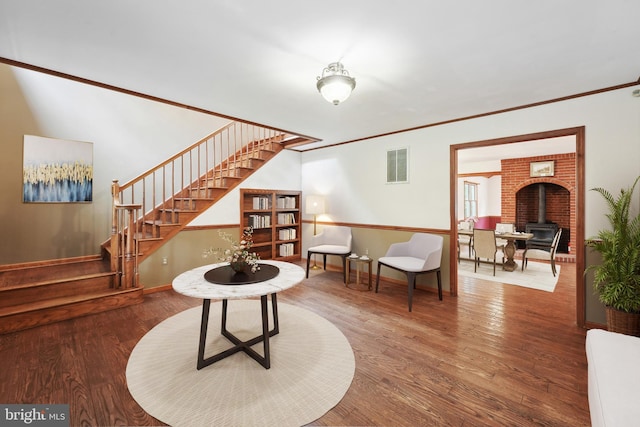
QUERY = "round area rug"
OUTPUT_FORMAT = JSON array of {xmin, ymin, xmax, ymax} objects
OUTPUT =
[{"xmin": 126, "ymin": 300, "xmax": 355, "ymax": 427}]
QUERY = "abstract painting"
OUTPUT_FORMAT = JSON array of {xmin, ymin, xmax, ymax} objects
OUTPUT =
[{"xmin": 22, "ymin": 135, "xmax": 93, "ymax": 203}]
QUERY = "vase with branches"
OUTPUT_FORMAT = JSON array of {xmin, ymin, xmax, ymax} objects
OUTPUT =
[{"xmin": 205, "ymin": 227, "xmax": 261, "ymax": 274}]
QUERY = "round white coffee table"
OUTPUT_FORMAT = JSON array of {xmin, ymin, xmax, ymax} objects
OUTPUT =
[{"xmin": 172, "ymin": 260, "xmax": 305, "ymax": 370}]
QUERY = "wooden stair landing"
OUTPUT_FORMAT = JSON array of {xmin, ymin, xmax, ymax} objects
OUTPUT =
[{"xmin": 0, "ymin": 257, "xmax": 143, "ymax": 334}]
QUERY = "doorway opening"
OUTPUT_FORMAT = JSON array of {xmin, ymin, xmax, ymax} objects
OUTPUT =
[{"xmin": 449, "ymin": 126, "xmax": 586, "ymax": 327}]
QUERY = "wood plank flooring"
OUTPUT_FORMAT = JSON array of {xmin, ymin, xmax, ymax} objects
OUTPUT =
[{"xmin": 0, "ymin": 260, "xmax": 590, "ymax": 426}]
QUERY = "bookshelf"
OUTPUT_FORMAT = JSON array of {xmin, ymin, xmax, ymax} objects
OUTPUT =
[{"xmin": 240, "ymin": 188, "xmax": 302, "ymax": 261}]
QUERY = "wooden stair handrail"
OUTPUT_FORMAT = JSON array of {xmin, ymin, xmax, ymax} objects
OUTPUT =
[{"xmin": 108, "ymin": 121, "xmax": 306, "ymax": 286}]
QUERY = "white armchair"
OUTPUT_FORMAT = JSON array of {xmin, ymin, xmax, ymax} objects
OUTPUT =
[
  {"xmin": 375, "ymin": 233, "xmax": 443, "ymax": 311},
  {"xmin": 306, "ymin": 226, "xmax": 352, "ymax": 282}
]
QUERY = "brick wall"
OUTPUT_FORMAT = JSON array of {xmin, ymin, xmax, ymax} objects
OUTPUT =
[{"xmin": 501, "ymin": 153, "xmax": 576, "ymax": 252}]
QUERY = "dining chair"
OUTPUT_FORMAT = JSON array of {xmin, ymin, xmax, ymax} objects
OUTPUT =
[
  {"xmin": 458, "ymin": 220, "xmax": 474, "ymax": 262},
  {"xmin": 472, "ymin": 229, "xmax": 502, "ymax": 276},
  {"xmin": 375, "ymin": 233, "xmax": 443, "ymax": 312},
  {"xmin": 522, "ymin": 229, "xmax": 562, "ymax": 276},
  {"xmin": 306, "ymin": 226, "xmax": 352, "ymax": 282}
]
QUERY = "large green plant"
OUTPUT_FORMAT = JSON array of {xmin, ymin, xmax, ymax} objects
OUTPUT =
[{"xmin": 589, "ymin": 176, "xmax": 640, "ymax": 313}]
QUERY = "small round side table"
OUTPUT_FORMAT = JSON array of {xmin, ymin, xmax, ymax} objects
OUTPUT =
[{"xmin": 345, "ymin": 256, "xmax": 373, "ymax": 291}]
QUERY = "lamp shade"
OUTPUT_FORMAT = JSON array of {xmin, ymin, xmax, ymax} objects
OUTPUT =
[
  {"xmin": 306, "ymin": 195, "xmax": 325, "ymax": 215},
  {"xmin": 316, "ymin": 62, "xmax": 356, "ymax": 105}
]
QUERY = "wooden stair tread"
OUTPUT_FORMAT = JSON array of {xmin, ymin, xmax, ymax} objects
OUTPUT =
[
  {"xmin": 0, "ymin": 259, "xmax": 111, "ymax": 288},
  {"xmin": 144, "ymin": 220, "xmax": 182, "ymax": 226},
  {"xmin": 191, "ymin": 185, "xmax": 229, "ymax": 191},
  {"xmin": 134, "ymin": 235, "xmax": 163, "ymax": 242},
  {"xmin": 0, "ymin": 287, "xmax": 140, "ymax": 317},
  {"xmin": 160, "ymin": 208, "xmax": 199, "ymax": 213},
  {"xmin": 0, "ymin": 272, "xmax": 116, "ymax": 292},
  {"xmin": 174, "ymin": 197, "xmax": 215, "ymax": 202}
]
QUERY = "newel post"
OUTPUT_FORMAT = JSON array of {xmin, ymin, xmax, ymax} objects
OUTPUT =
[
  {"xmin": 121, "ymin": 207, "xmax": 137, "ymax": 289},
  {"xmin": 110, "ymin": 180, "xmax": 121, "ymax": 286}
]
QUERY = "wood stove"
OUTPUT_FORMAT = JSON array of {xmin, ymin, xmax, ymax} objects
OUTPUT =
[
  {"xmin": 515, "ymin": 183, "xmax": 570, "ymax": 253},
  {"xmin": 525, "ymin": 222, "xmax": 558, "ymax": 248},
  {"xmin": 522, "ymin": 183, "xmax": 560, "ymax": 250}
]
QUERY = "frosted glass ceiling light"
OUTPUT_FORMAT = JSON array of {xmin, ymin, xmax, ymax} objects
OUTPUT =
[{"xmin": 316, "ymin": 62, "xmax": 356, "ymax": 105}]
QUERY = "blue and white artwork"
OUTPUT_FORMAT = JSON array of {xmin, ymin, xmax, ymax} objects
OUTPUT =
[{"xmin": 22, "ymin": 135, "xmax": 93, "ymax": 203}]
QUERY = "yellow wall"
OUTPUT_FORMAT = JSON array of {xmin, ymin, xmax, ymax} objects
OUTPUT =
[
  {"xmin": 140, "ymin": 224, "xmax": 452, "ymax": 298},
  {"xmin": 0, "ymin": 62, "xmax": 230, "ymax": 264},
  {"xmin": 0, "ymin": 62, "xmax": 100, "ymax": 262}
]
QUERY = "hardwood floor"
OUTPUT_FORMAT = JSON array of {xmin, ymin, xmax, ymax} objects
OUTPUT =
[{"xmin": 0, "ymin": 260, "xmax": 590, "ymax": 426}]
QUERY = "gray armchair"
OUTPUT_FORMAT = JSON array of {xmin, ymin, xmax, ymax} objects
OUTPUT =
[
  {"xmin": 306, "ymin": 226, "xmax": 352, "ymax": 282},
  {"xmin": 375, "ymin": 233, "xmax": 443, "ymax": 311}
]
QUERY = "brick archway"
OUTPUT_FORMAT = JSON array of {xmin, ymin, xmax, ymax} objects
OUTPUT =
[
  {"xmin": 515, "ymin": 181, "xmax": 573, "ymax": 252},
  {"xmin": 501, "ymin": 153, "xmax": 576, "ymax": 253}
]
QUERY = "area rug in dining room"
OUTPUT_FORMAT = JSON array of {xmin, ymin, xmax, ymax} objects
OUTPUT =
[
  {"xmin": 126, "ymin": 300, "xmax": 355, "ymax": 427},
  {"xmin": 458, "ymin": 259, "xmax": 560, "ymax": 292}
]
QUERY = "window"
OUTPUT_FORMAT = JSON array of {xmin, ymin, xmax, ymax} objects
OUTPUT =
[
  {"xmin": 386, "ymin": 148, "xmax": 408, "ymax": 183},
  {"xmin": 464, "ymin": 181, "xmax": 478, "ymax": 219}
]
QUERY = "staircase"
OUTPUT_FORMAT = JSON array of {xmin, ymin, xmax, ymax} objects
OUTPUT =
[
  {"xmin": 0, "ymin": 257, "xmax": 138, "ymax": 334},
  {"xmin": 0, "ymin": 122, "xmax": 315, "ymax": 334}
]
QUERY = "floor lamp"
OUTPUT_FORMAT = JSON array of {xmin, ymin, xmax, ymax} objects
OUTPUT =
[{"xmin": 306, "ymin": 195, "xmax": 325, "ymax": 270}]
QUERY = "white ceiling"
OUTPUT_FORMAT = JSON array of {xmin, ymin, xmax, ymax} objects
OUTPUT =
[
  {"xmin": 457, "ymin": 136, "xmax": 576, "ymax": 166},
  {"xmin": 1, "ymin": 1, "xmax": 639, "ymax": 151}
]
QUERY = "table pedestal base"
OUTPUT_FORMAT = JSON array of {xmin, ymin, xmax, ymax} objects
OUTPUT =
[
  {"xmin": 197, "ymin": 294, "xmax": 279, "ymax": 370},
  {"xmin": 502, "ymin": 240, "xmax": 518, "ymax": 272}
]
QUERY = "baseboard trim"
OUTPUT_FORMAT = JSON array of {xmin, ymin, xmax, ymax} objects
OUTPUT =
[{"xmin": 143, "ymin": 284, "xmax": 173, "ymax": 294}]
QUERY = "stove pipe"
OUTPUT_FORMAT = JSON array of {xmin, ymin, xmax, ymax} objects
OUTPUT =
[{"xmin": 538, "ymin": 183, "xmax": 546, "ymax": 224}]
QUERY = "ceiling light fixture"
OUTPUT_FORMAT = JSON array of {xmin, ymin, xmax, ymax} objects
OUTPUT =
[{"xmin": 316, "ymin": 62, "xmax": 356, "ymax": 105}]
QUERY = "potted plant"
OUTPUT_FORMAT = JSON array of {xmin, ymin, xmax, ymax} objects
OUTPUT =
[{"xmin": 589, "ymin": 176, "xmax": 640, "ymax": 336}]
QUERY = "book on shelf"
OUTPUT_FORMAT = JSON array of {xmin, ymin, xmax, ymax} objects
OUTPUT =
[
  {"xmin": 276, "ymin": 196, "xmax": 296, "ymax": 209},
  {"xmin": 278, "ymin": 228, "xmax": 297, "ymax": 240},
  {"xmin": 252, "ymin": 196, "xmax": 271, "ymax": 210},
  {"xmin": 279, "ymin": 242, "xmax": 295, "ymax": 257},
  {"xmin": 240, "ymin": 189, "xmax": 301, "ymax": 261},
  {"xmin": 248, "ymin": 214, "xmax": 271, "ymax": 228},
  {"xmin": 277, "ymin": 212, "xmax": 296, "ymax": 225}
]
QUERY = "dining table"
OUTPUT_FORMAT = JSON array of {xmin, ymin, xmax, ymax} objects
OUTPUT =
[{"xmin": 458, "ymin": 229, "xmax": 534, "ymax": 272}]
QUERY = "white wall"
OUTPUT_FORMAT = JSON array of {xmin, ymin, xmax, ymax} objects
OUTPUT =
[
  {"xmin": 301, "ymin": 133, "xmax": 451, "ymax": 227},
  {"xmin": 1, "ymin": 63, "xmax": 232, "ymax": 263},
  {"xmin": 456, "ymin": 175, "xmax": 502, "ymax": 220},
  {"xmin": 301, "ymin": 85, "xmax": 640, "ymax": 241},
  {"xmin": 484, "ymin": 176, "xmax": 502, "ymax": 216},
  {"xmin": 13, "ymin": 67, "xmax": 232, "ymax": 194}
]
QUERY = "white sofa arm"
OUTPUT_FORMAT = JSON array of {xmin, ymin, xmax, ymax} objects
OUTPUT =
[{"xmin": 586, "ymin": 329, "xmax": 640, "ymax": 427}]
